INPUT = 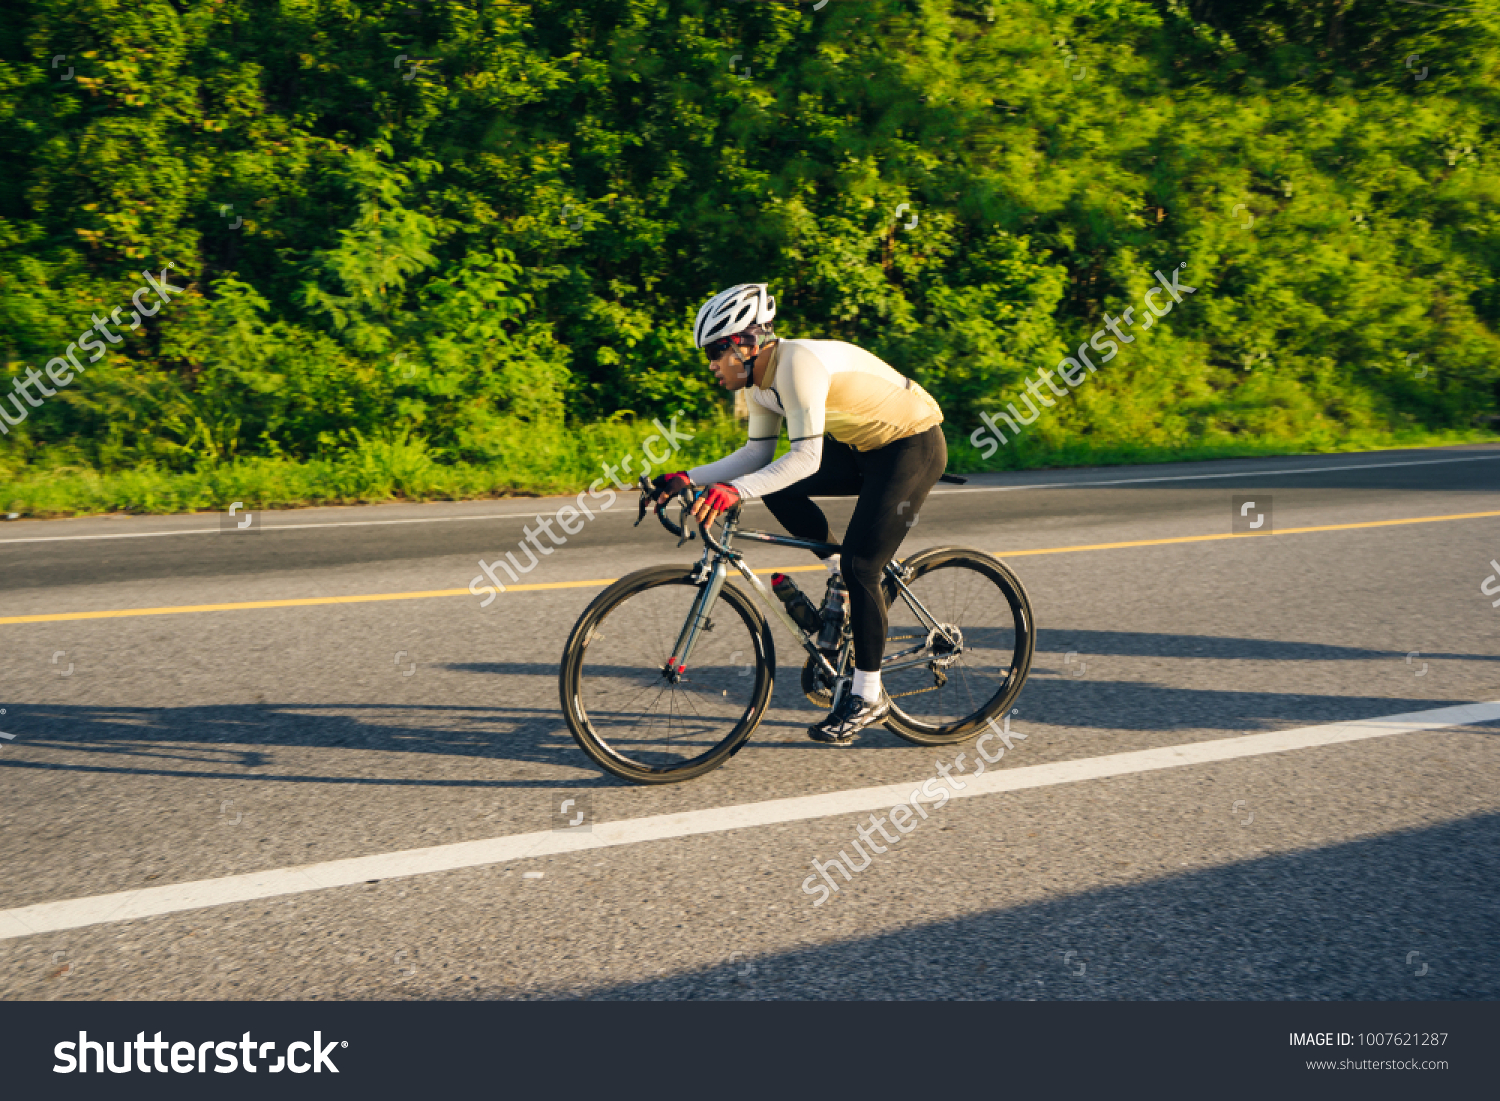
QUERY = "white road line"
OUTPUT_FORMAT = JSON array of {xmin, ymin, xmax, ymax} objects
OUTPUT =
[
  {"xmin": 3, "ymin": 451, "xmax": 1496, "ymax": 545},
  {"xmin": 2, "ymin": 700, "xmax": 1495, "ymax": 941},
  {"xmin": 0, "ymin": 511, "xmax": 548, "ymax": 545}
]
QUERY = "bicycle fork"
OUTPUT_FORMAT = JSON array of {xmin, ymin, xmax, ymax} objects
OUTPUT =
[
  {"xmin": 664, "ymin": 558, "xmax": 731, "ymax": 681},
  {"xmin": 665, "ymin": 555, "xmax": 844, "ymax": 686}
]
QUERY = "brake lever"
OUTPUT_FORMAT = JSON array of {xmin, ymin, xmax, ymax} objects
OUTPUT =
[
  {"xmin": 633, "ymin": 473, "xmax": 652, "ymax": 527},
  {"xmin": 633, "ymin": 472, "xmax": 698, "ymax": 545},
  {"xmin": 675, "ymin": 498, "xmax": 696, "ymax": 548}
]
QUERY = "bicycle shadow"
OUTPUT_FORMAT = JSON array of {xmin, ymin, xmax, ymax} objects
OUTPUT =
[
  {"xmin": 4, "ymin": 633, "xmax": 1492, "ymax": 789},
  {"xmin": 0, "ymin": 687, "xmax": 846, "ymax": 790},
  {"xmin": 0, "ymin": 701, "xmax": 609, "ymax": 789}
]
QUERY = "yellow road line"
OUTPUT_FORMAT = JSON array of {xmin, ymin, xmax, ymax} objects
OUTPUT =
[
  {"xmin": 989, "ymin": 508, "xmax": 1500, "ymax": 557},
  {"xmin": 5, "ymin": 508, "xmax": 1499, "ymax": 626},
  {"xmin": 0, "ymin": 580, "xmax": 618, "ymax": 625}
]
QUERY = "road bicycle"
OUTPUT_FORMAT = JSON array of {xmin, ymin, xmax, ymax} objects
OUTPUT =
[{"xmin": 558, "ymin": 475, "xmax": 1035, "ymax": 783}]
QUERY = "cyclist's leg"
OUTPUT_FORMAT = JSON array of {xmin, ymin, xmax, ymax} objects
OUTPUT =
[
  {"xmin": 842, "ymin": 425, "xmax": 948, "ymax": 672},
  {"xmin": 759, "ymin": 436, "xmax": 862, "ymax": 552}
]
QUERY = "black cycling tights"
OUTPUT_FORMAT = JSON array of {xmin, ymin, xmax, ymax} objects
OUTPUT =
[{"xmin": 760, "ymin": 424, "xmax": 948, "ymax": 673}]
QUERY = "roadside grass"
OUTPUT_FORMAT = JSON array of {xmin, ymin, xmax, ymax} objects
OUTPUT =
[
  {"xmin": 0, "ymin": 414, "xmax": 747, "ymax": 518},
  {"xmin": 1, "ymin": 417, "xmax": 1494, "ymax": 519},
  {"xmin": 946, "ymin": 423, "xmax": 1500, "ymax": 474}
]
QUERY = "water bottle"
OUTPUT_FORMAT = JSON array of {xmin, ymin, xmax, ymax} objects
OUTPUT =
[
  {"xmin": 771, "ymin": 573, "xmax": 823, "ymax": 634},
  {"xmin": 816, "ymin": 575, "xmax": 849, "ymax": 649}
]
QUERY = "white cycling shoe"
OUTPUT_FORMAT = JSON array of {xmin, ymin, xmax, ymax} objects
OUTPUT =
[{"xmin": 808, "ymin": 690, "xmax": 890, "ymax": 745}]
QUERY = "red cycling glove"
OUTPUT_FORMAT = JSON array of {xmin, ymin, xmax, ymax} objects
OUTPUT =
[
  {"xmin": 651, "ymin": 471, "xmax": 693, "ymax": 504},
  {"xmin": 691, "ymin": 483, "xmax": 741, "ymax": 522}
]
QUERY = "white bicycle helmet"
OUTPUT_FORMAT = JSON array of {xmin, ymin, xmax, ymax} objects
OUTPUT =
[{"xmin": 692, "ymin": 283, "xmax": 776, "ymax": 348}]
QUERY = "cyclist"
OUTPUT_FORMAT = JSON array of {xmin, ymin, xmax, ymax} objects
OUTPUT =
[{"xmin": 650, "ymin": 283, "xmax": 949, "ymax": 745}]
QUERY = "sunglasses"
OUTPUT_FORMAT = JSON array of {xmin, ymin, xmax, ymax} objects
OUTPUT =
[{"xmin": 704, "ymin": 337, "xmax": 747, "ymax": 361}]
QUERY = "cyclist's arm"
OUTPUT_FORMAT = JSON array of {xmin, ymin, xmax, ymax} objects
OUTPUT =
[
  {"xmin": 726, "ymin": 352, "xmax": 829, "ymax": 499},
  {"xmin": 686, "ymin": 405, "xmax": 781, "ymax": 486}
]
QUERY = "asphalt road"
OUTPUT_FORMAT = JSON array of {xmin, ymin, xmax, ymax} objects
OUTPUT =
[{"xmin": 1, "ymin": 443, "xmax": 1498, "ymax": 1000}]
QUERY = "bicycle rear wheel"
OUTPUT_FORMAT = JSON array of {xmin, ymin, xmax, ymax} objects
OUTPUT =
[
  {"xmin": 559, "ymin": 565, "xmax": 775, "ymax": 784},
  {"xmin": 878, "ymin": 546, "xmax": 1034, "ymax": 745}
]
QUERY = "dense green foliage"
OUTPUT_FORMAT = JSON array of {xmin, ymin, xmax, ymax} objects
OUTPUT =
[{"xmin": 0, "ymin": 0, "xmax": 1496, "ymax": 509}]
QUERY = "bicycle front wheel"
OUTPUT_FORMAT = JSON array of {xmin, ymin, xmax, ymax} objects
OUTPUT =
[
  {"xmin": 559, "ymin": 565, "xmax": 775, "ymax": 784},
  {"xmin": 879, "ymin": 546, "xmax": 1035, "ymax": 745}
]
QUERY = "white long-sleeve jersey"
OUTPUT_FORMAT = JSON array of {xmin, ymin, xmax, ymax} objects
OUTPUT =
[{"xmin": 688, "ymin": 339, "xmax": 943, "ymax": 498}]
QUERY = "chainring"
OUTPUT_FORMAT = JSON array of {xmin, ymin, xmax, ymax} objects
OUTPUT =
[{"xmin": 801, "ymin": 653, "xmax": 839, "ymax": 708}]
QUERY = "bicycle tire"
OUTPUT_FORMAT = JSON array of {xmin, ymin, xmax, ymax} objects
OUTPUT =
[
  {"xmin": 877, "ymin": 546, "xmax": 1035, "ymax": 746},
  {"xmin": 559, "ymin": 565, "xmax": 776, "ymax": 784}
]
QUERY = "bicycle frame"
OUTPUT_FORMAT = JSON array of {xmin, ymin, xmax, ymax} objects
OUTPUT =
[{"xmin": 656, "ymin": 495, "xmax": 960, "ymax": 689}]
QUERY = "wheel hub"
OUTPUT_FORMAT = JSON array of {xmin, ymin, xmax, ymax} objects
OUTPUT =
[{"xmin": 927, "ymin": 624, "xmax": 963, "ymax": 668}]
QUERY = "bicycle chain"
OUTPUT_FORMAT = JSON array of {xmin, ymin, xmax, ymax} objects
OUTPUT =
[
  {"xmin": 883, "ymin": 632, "xmax": 944, "ymax": 697},
  {"xmin": 817, "ymin": 633, "xmax": 947, "ymax": 699}
]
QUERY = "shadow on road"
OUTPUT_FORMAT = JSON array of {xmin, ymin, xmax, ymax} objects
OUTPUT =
[
  {"xmin": 1030, "ymin": 630, "xmax": 1500, "ymax": 666},
  {"xmin": 1, "ymin": 635, "xmax": 1494, "ymax": 786},
  {"xmin": 563, "ymin": 811, "xmax": 1500, "ymax": 1001}
]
